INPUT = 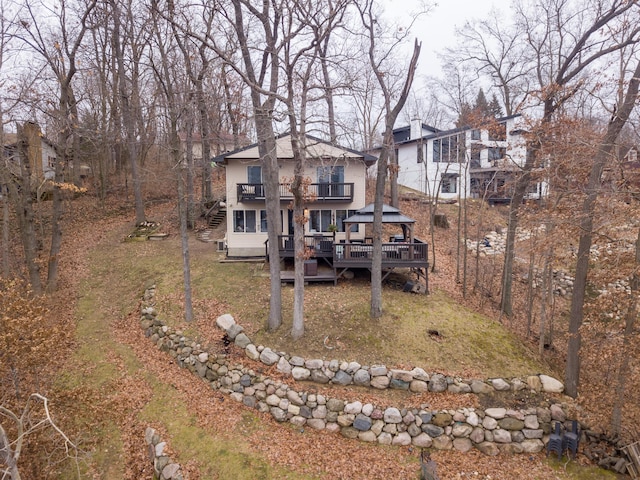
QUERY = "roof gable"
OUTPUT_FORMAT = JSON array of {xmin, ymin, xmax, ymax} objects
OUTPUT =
[{"xmin": 214, "ymin": 133, "xmax": 376, "ymax": 166}]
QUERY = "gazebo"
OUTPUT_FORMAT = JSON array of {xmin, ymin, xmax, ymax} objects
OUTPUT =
[{"xmin": 343, "ymin": 203, "xmax": 416, "ymax": 243}]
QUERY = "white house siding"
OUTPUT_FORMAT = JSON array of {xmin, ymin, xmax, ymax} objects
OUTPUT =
[{"xmin": 395, "ymin": 115, "xmax": 532, "ymax": 201}]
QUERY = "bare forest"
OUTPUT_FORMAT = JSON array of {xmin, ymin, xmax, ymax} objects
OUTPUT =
[{"xmin": 1, "ymin": 0, "xmax": 640, "ymax": 478}]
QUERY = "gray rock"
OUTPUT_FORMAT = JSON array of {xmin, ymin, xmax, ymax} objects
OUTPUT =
[
  {"xmin": 306, "ymin": 419, "xmax": 326, "ymax": 430},
  {"xmin": 491, "ymin": 378, "xmax": 511, "ymax": 391},
  {"xmin": 234, "ymin": 333, "xmax": 251, "ymax": 349},
  {"xmin": 270, "ymin": 407, "xmax": 287, "ymax": 422},
  {"xmin": 216, "ymin": 314, "xmax": 235, "ymax": 331},
  {"xmin": 344, "ymin": 401, "xmax": 363, "ymax": 414},
  {"xmin": 358, "ymin": 430, "xmax": 377, "ymax": 442},
  {"xmin": 523, "ymin": 429, "xmax": 543, "ymax": 439},
  {"xmin": 452, "ymin": 423, "xmax": 473, "ymax": 437},
  {"xmin": 377, "ymin": 432, "xmax": 393, "ymax": 445},
  {"xmin": 353, "ymin": 369, "xmax": 371, "ymax": 386},
  {"xmin": 476, "ymin": 442, "xmax": 499, "ymax": 456},
  {"xmin": 428, "ymin": 373, "xmax": 448, "ymax": 392},
  {"xmin": 520, "ymin": 439, "xmax": 544, "ymax": 453},
  {"xmin": 511, "ymin": 431, "xmax": 525, "ymax": 443},
  {"xmin": 422, "ymin": 424, "xmax": 444, "ymax": 437},
  {"xmin": 492, "ymin": 429, "xmax": 512, "ymax": 443},
  {"xmin": 226, "ymin": 323, "xmax": 244, "ymax": 340},
  {"xmin": 485, "ymin": 408, "xmax": 506, "ymax": 419},
  {"xmin": 243, "ymin": 396, "xmax": 257, "ymax": 408},
  {"xmin": 259, "ymin": 348, "xmax": 280, "ymax": 366},
  {"xmin": 410, "ymin": 380, "xmax": 429, "ymax": 393},
  {"xmin": 411, "ymin": 367, "xmax": 430, "ymax": 381},
  {"xmin": 384, "ymin": 407, "xmax": 403, "ymax": 424},
  {"xmin": 305, "ymin": 358, "xmax": 324, "ymax": 369},
  {"xmin": 432, "ymin": 435, "xmax": 453, "ymax": 450},
  {"xmin": 499, "ymin": 418, "xmax": 525, "ymax": 431},
  {"xmin": 370, "ymin": 365, "xmax": 388, "ymax": 376},
  {"xmin": 310, "ymin": 369, "xmax": 330, "ymax": 384},
  {"xmin": 470, "ymin": 427, "xmax": 485, "ymax": 444},
  {"xmin": 162, "ymin": 463, "xmax": 181, "ymax": 479},
  {"xmin": 326, "ymin": 398, "xmax": 345, "ymax": 412},
  {"xmin": 471, "ymin": 380, "xmax": 494, "ymax": 394},
  {"xmin": 390, "ymin": 369, "xmax": 414, "ymax": 382},
  {"xmin": 332, "ymin": 370, "xmax": 352, "ymax": 386},
  {"xmin": 540, "ymin": 375, "xmax": 564, "ymax": 393},
  {"xmin": 550, "ymin": 404, "xmax": 566, "ymax": 422},
  {"xmin": 340, "ymin": 426, "xmax": 358, "ymax": 438},
  {"xmin": 453, "ymin": 438, "xmax": 473, "ymax": 453},
  {"xmin": 524, "ymin": 415, "xmax": 539, "ymax": 429},
  {"xmin": 245, "ymin": 344, "xmax": 259, "ymax": 360},
  {"xmin": 526, "ymin": 375, "xmax": 542, "ymax": 392},
  {"xmin": 390, "ymin": 378, "xmax": 410, "ymax": 390},
  {"xmin": 482, "ymin": 416, "xmax": 498, "ymax": 430},
  {"xmin": 291, "ymin": 367, "xmax": 311, "ymax": 381},
  {"xmin": 276, "ymin": 356, "xmax": 292, "ymax": 374},
  {"xmin": 392, "ymin": 432, "xmax": 412, "ymax": 446},
  {"xmin": 466, "ymin": 411, "xmax": 479, "ymax": 427},
  {"xmin": 412, "ymin": 433, "xmax": 433, "ymax": 448},
  {"xmin": 289, "ymin": 356, "xmax": 305, "ymax": 366},
  {"xmin": 370, "ymin": 375, "xmax": 390, "ymax": 389},
  {"xmin": 353, "ymin": 414, "xmax": 372, "ymax": 431}
]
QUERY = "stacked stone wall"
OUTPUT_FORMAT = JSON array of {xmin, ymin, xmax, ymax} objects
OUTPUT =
[{"xmin": 140, "ymin": 284, "xmax": 582, "ymax": 473}]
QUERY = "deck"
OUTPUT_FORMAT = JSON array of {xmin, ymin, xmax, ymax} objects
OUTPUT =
[{"xmin": 272, "ymin": 234, "xmax": 429, "ymax": 292}]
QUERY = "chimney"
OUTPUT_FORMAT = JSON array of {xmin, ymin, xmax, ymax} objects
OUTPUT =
[{"xmin": 410, "ymin": 117, "xmax": 421, "ymax": 140}]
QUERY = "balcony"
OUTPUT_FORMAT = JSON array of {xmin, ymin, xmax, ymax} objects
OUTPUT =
[{"xmin": 237, "ymin": 182, "xmax": 354, "ymax": 203}]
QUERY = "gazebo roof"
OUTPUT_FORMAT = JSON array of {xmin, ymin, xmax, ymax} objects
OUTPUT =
[{"xmin": 344, "ymin": 203, "xmax": 416, "ymax": 224}]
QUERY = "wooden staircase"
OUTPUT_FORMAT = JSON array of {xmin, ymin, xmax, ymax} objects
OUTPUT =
[{"xmin": 208, "ymin": 206, "xmax": 226, "ymax": 228}]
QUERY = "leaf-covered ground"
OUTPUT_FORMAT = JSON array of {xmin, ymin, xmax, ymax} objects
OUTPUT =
[{"xmin": 37, "ymin": 195, "xmax": 624, "ymax": 479}]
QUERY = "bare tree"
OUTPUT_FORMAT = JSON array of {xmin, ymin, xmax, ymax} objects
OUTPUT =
[
  {"xmin": 565, "ymin": 56, "xmax": 640, "ymax": 397},
  {"xmin": 356, "ymin": 0, "xmax": 422, "ymax": 319},
  {"xmin": 500, "ymin": 0, "xmax": 640, "ymax": 317},
  {"xmin": 0, "ymin": 393, "xmax": 79, "ymax": 480}
]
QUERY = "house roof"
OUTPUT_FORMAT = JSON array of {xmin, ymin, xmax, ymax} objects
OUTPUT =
[
  {"xmin": 343, "ymin": 203, "xmax": 415, "ymax": 224},
  {"xmin": 393, "ymin": 114, "xmax": 523, "ymax": 147},
  {"xmin": 212, "ymin": 133, "xmax": 377, "ymax": 166}
]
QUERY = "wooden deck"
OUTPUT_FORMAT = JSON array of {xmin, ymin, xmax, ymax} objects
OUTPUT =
[{"xmin": 272, "ymin": 235, "xmax": 429, "ymax": 292}]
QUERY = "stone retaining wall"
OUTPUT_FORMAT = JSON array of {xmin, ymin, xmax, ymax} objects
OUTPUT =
[
  {"xmin": 141, "ymin": 284, "xmax": 581, "ymax": 461},
  {"xmin": 145, "ymin": 427, "xmax": 183, "ymax": 480}
]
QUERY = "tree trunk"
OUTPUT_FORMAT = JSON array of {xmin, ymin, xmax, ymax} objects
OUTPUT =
[
  {"xmin": 15, "ymin": 126, "xmax": 41, "ymax": 294},
  {"xmin": 565, "ymin": 58, "xmax": 640, "ymax": 398},
  {"xmin": 1, "ymin": 183, "xmax": 9, "ymax": 278},
  {"xmin": 610, "ymin": 227, "xmax": 640, "ymax": 434},
  {"xmin": 177, "ymin": 166, "xmax": 194, "ymax": 322}
]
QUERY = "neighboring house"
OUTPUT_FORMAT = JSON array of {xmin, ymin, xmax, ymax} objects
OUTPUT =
[
  {"xmin": 3, "ymin": 123, "xmax": 57, "ymax": 182},
  {"xmin": 391, "ymin": 114, "xmax": 546, "ymax": 202},
  {"xmin": 214, "ymin": 133, "xmax": 376, "ymax": 257},
  {"xmin": 178, "ymin": 131, "xmax": 250, "ymax": 166}
]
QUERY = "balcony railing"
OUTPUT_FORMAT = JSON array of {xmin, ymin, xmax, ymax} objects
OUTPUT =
[{"xmin": 237, "ymin": 182, "xmax": 354, "ymax": 202}]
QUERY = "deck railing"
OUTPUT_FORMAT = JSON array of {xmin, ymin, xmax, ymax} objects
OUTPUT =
[{"xmin": 237, "ymin": 182, "xmax": 354, "ymax": 202}]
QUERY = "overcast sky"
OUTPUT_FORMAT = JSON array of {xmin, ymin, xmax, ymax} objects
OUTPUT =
[{"xmin": 384, "ymin": 0, "xmax": 500, "ymax": 76}]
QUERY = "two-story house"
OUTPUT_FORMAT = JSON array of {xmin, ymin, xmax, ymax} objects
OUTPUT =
[
  {"xmin": 393, "ymin": 114, "xmax": 546, "ymax": 202},
  {"xmin": 3, "ymin": 123, "xmax": 57, "ymax": 182},
  {"xmin": 214, "ymin": 133, "xmax": 377, "ymax": 257}
]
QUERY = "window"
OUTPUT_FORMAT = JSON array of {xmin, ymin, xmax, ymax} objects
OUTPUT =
[
  {"xmin": 336, "ymin": 209, "xmax": 359, "ymax": 232},
  {"xmin": 488, "ymin": 147, "xmax": 506, "ymax": 162},
  {"xmin": 261, "ymin": 210, "xmax": 284, "ymax": 233},
  {"xmin": 234, "ymin": 210, "xmax": 256, "ymax": 232},
  {"xmin": 471, "ymin": 129, "xmax": 481, "ymax": 141},
  {"xmin": 247, "ymin": 166, "xmax": 262, "ymax": 184},
  {"xmin": 470, "ymin": 145, "xmax": 482, "ymax": 167},
  {"xmin": 441, "ymin": 174, "xmax": 458, "ymax": 194},
  {"xmin": 309, "ymin": 209, "xmax": 332, "ymax": 232},
  {"xmin": 416, "ymin": 143, "xmax": 423, "ymax": 163},
  {"xmin": 488, "ymin": 122, "xmax": 506, "ymax": 141},
  {"xmin": 433, "ymin": 136, "xmax": 462, "ymax": 163},
  {"xmin": 317, "ymin": 165, "xmax": 345, "ymax": 197},
  {"xmin": 260, "ymin": 210, "xmax": 268, "ymax": 232}
]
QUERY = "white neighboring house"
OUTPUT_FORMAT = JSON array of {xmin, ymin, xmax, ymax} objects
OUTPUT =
[
  {"xmin": 3, "ymin": 126, "xmax": 57, "ymax": 182},
  {"xmin": 392, "ymin": 114, "xmax": 546, "ymax": 202},
  {"xmin": 214, "ymin": 133, "xmax": 376, "ymax": 257}
]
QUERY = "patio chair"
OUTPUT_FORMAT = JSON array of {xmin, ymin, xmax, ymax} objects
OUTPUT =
[
  {"xmin": 562, "ymin": 420, "xmax": 580, "ymax": 459},
  {"xmin": 546, "ymin": 421, "xmax": 564, "ymax": 459}
]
